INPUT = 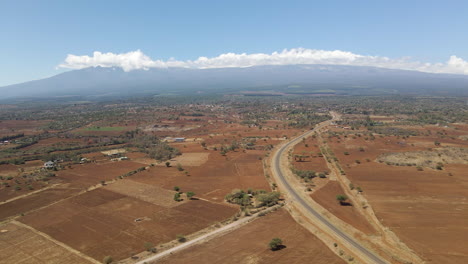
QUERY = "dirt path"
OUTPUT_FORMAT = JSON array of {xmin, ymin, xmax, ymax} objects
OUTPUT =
[{"xmin": 134, "ymin": 205, "xmax": 281, "ymax": 264}]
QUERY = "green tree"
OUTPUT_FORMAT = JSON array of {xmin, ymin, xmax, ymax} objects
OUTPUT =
[
  {"xmin": 165, "ymin": 161, "xmax": 171, "ymax": 167},
  {"xmin": 269, "ymin": 238, "xmax": 283, "ymax": 251},
  {"xmin": 174, "ymin": 192, "xmax": 181, "ymax": 202},
  {"xmin": 336, "ymin": 194, "xmax": 349, "ymax": 205},
  {"xmin": 186, "ymin": 191, "xmax": 195, "ymax": 200},
  {"xmin": 174, "ymin": 186, "xmax": 180, "ymax": 192},
  {"xmin": 225, "ymin": 189, "xmax": 251, "ymax": 206},
  {"xmin": 257, "ymin": 192, "xmax": 280, "ymax": 207}
]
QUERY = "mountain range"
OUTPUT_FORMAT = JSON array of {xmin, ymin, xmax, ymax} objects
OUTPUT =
[{"xmin": 1, "ymin": 64, "xmax": 467, "ymax": 100}]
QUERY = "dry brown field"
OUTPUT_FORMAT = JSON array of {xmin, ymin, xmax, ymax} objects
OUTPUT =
[
  {"xmin": 0, "ymin": 160, "xmax": 147, "ymax": 219},
  {"xmin": 1, "ymin": 123, "xmax": 281, "ymax": 262},
  {"xmin": 57, "ymin": 160, "xmax": 145, "ymax": 187},
  {"xmin": 311, "ymin": 181, "xmax": 376, "ymax": 235},
  {"xmin": 21, "ymin": 137, "xmax": 85, "ymax": 149},
  {"xmin": 157, "ymin": 208, "xmax": 346, "ymax": 264},
  {"xmin": 0, "ymin": 164, "xmax": 17, "ymax": 177},
  {"xmin": 0, "ymin": 187, "xmax": 77, "ymax": 220},
  {"xmin": 130, "ymin": 149, "xmax": 270, "ymax": 203},
  {"xmin": 327, "ymin": 126, "xmax": 468, "ymax": 263},
  {"xmin": 0, "ymin": 222, "xmax": 95, "ymax": 264},
  {"xmin": 19, "ymin": 188, "xmax": 236, "ymax": 261},
  {"xmin": 0, "ymin": 120, "xmax": 49, "ymax": 137},
  {"xmin": 292, "ymin": 136, "xmax": 329, "ymax": 173}
]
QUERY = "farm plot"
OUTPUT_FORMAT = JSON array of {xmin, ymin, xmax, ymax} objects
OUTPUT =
[
  {"xmin": 0, "ymin": 120, "xmax": 49, "ymax": 137},
  {"xmin": 18, "ymin": 187, "xmax": 237, "ymax": 262},
  {"xmin": 328, "ymin": 131, "xmax": 468, "ymax": 263},
  {"xmin": 105, "ymin": 179, "xmax": 182, "ymax": 207},
  {"xmin": 157, "ymin": 209, "xmax": 345, "ymax": 264},
  {"xmin": 311, "ymin": 181, "xmax": 376, "ymax": 235},
  {"xmin": 161, "ymin": 152, "xmax": 209, "ymax": 167},
  {"xmin": 292, "ymin": 136, "xmax": 329, "ymax": 173},
  {"xmin": 0, "ymin": 222, "xmax": 95, "ymax": 264},
  {"xmin": 131, "ymin": 151, "xmax": 271, "ymax": 202},
  {"xmin": 0, "ymin": 187, "xmax": 77, "ymax": 221},
  {"xmin": 58, "ymin": 160, "xmax": 145, "ymax": 187}
]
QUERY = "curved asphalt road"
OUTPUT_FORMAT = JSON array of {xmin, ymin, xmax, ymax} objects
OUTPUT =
[{"xmin": 272, "ymin": 122, "xmax": 387, "ymax": 264}]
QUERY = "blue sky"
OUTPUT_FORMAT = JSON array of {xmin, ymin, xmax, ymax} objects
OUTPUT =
[{"xmin": 1, "ymin": 0, "xmax": 468, "ymax": 86}]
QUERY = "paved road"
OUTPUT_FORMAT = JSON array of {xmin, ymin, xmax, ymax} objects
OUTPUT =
[{"xmin": 271, "ymin": 120, "xmax": 388, "ymax": 264}]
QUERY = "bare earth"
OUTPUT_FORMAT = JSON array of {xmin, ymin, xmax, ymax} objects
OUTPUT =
[
  {"xmin": 157, "ymin": 208, "xmax": 346, "ymax": 264},
  {"xmin": 0, "ymin": 222, "xmax": 95, "ymax": 264}
]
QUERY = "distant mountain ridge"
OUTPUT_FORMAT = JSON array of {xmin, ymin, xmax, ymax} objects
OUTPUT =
[{"xmin": 1, "ymin": 64, "xmax": 467, "ymax": 100}]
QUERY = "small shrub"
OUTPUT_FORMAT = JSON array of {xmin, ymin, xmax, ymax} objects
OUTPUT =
[
  {"xmin": 176, "ymin": 234, "xmax": 186, "ymax": 242},
  {"xmin": 177, "ymin": 163, "xmax": 184, "ymax": 171},
  {"xmin": 144, "ymin": 242, "xmax": 155, "ymax": 253},
  {"xmin": 103, "ymin": 256, "xmax": 113, "ymax": 264},
  {"xmin": 174, "ymin": 192, "xmax": 181, "ymax": 202},
  {"xmin": 269, "ymin": 237, "xmax": 283, "ymax": 251}
]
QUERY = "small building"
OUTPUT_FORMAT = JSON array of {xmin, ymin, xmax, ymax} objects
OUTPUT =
[
  {"xmin": 174, "ymin": 138, "xmax": 185, "ymax": 142},
  {"xmin": 44, "ymin": 161, "xmax": 55, "ymax": 169}
]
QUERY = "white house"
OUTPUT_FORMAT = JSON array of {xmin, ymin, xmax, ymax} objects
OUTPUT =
[{"xmin": 44, "ymin": 161, "xmax": 55, "ymax": 169}]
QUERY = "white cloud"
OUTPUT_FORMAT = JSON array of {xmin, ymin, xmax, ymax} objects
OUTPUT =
[{"xmin": 58, "ymin": 48, "xmax": 468, "ymax": 75}]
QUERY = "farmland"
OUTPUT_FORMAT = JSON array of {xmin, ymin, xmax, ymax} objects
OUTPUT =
[
  {"xmin": 325, "ymin": 113, "xmax": 468, "ymax": 263},
  {"xmin": 0, "ymin": 95, "xmax": 467, "ymax": 263},
  {"xmin": 157, "ymin": 209, "xmax": 346, "ymax": 264},
  {"xmin": 0, "ymin": 221, "xmax": 96, "ymax": 264}
]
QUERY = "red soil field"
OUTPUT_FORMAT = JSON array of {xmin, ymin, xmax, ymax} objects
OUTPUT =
[
  {"xmin": 157, "ymin": 208, "xmax": 346, "ymax": 264},
  {"xmin": 0, "ymin": 222, "xmax": 95, "ymax": 264},
  {"xmin": 130, "ymin": 150, "xmax": 271, "ymax": 203},
  {"xmin": 58, "ymin": 160, "xmax": 146, "ymax": 187},
  {"xmin": 0, "ymin": 187, "xmax": 78, "ymax": 220},
  {"xmin": 19, "ymin": 188, "xmax": 237, "ymax": 261},
  {"xmin": 0, "ymin": 120, "xmax": 49, "ymax": 136},
  {"xmin": 0, "ymin": 177, "xmax": 53, "ymax": 203},
  {"xmin": 328, "ymin": 130, "xmax": 468, "ymax": 263},
  {"xmin": 20, "ymin": 137, "xmax": 86, "ymax": 151},
  {"xmin": 0, "ymin": 164, "xmax": 17, "ymax": 176},
  {"xmin": 292, "ymin": 136, "xmax": 329, "ymax": 173},
  {"xmin": 311, "ymin": 181, "xmax": 376, "ymax": 235}
]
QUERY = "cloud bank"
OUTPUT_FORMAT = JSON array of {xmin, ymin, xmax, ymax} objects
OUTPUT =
[{"xmin": 58, "ymin": 48, "xmax": 468, "ymax": 75}]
